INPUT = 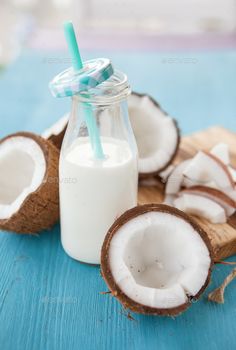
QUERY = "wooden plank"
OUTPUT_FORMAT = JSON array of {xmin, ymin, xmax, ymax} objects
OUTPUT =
[{"xmin": 138, "ymin": 126, "xmax": 236, "ymax": 261}]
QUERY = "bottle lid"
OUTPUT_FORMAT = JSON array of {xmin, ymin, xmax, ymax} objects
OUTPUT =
[{"xmin": 49, "ymin": 58, "xmax": 114, "ymax": 98}]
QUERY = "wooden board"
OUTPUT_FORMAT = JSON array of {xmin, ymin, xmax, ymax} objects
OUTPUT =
[{"xmin": 138, "ymin": 126, "xmax": 236, "ymax": 261}]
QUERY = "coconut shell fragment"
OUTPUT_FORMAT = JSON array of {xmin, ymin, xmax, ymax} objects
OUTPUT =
[
  {"xmin": 101, "ymin": 204, "xmax": 213, "ymax": 316},
  {"xmin": 0, "ymin": 132, "xmax": 60, "ymax": 234}
]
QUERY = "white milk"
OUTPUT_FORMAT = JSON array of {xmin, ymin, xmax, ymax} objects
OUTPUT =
[{"xmin": 60, "ymin": 137, "xmax": 138, "ymax": 264}]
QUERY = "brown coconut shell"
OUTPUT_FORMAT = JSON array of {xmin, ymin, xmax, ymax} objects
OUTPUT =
[
  {"xmin": 131, "ymin": 92, "xmax": 180, "ymax": 179},
  {"xmin": 0, "ymin": 132, "xmax": 60, "ymax": 234},
  {"xmin": 47, "ymin": 125, "xmax": 67, "ymax": 149},
  {"xmin": 101, "ymin": 204, "xmax": 213, "ymax": 316}
]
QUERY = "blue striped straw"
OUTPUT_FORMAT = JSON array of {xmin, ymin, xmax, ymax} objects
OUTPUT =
[{"xmin": 63, "ymin": 21, "xmax": 105, "ymax": 159}]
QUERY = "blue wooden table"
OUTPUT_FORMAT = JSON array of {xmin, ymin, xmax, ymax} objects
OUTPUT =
[{"xmin": 0, "ymin": 49, "xmax": 236, "ymax": 350}]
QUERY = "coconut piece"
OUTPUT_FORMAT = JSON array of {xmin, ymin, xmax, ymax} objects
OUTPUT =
[
  {"xmin": 210, "ymin": 143, "xmax": 230, "ymax": 165},
  {"xmin": 183, "ymin": 179, "xmax": 217, "ymax": 189},
  {"xmin": 225, "ymin": 188, "xmax": 236, "ymax": 201},
  {"xmin": 174, "ymin": 194, "xmax": 227, "ymax": 224},
  {"xmin": 163, "ymin": 194, "xmax": 176, "ymax": 206},
  {"xmin": 101, "ymin": 204, "xmax": 213, "ymax": 316},
  {"xmin": 183, "ymin": 151, "xmax": 234, "ymax": 191},
  {"xmin": 159, "ymin": 164, "xmax": 175, "ymax": 182},
  {"xmin": 165, "ymin": 159, "xmax": 191, "ymax": 194},
  {"xmin": 0, "ymin": 132, "xmax": 60, "ymax": 233},
  {"xmin": 42, "ymin": 113, "xmax": 69, "ymax": 149},
  {"xmin": 180, "ymin": 186, "xmax": 236, "ymax": 216},
  {"xmin": 228, "ymin": 166, "xmax": 236, "ymax": 183},
  {"xmin": 139, "ymin": 165, "xmax": 174, "ymax": 189},
  {"xmin": 210, "ymin": 144, "xmax": 236, "ymax": 184},
  {"xmin": 128, "ymin": 92, "xmax": 180, "ymax": 177}
]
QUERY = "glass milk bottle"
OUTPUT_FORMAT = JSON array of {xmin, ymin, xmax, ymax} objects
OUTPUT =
[{"xmin": 59, "ymin": 70, "xmax": 138, "ymax": 264}]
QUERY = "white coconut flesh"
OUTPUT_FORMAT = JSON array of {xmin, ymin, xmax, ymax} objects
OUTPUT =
[
  {"xmin": 165, "ymin": 159, "xmax": 191, "ymax": 194},
  {"xmin": 180, "ymin": 188, "xmax": 236, "ymax": 216},
  {"xmin": 210, "ymin": 143, "xmax": 236, "ymax": 182},
  {"xmin": 174, "ymin": 194, "xmax": 227, "ymax": 224},
  {"xmin": 128, "ymin": 94, "xmax": 178, "ymax": 174},
  {"xmin": 109, "ymin": 212, "xmax": 211, "ymax": 309},
  {"xmin": 183, "ymin": 151, "xmax": 234, "ymax": 190},
  {"xmin": 183, "ymin": 178, "xmax": 216, "ymax": 189},
  {"xmin": 210, "ymin": 143, "xmax": 230, "ymax": 165},
  {"xmin": 0, "ymin": 137, "xmax": 46, "ymax": 219},
  {"xmin": 159, "ymin": 164, "xmax": 175, "ymax": 182},
  {"xmin": 163, "ymin": 194, "xmax": 176, "ymax": 206},
  {"xmin": 228, "ymin": 166, "xmax": 236, "ymax": 182},
  {"xmin": 164, "ymin": 143, "xmax": 236, "ymax": 224}
]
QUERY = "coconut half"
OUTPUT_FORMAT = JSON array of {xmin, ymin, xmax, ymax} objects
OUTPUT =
[
  {"xmin": 101, "ymin": 204, "xmax": 213, "ymax": 316},
  {"xmin": 42, "ymin": 113, "xmax": 69, "ymax": 149},
  {"xmin": 128, "ymin": 93, "xmax": 180, "ymax": 177},
  {"xmin": 0, "ymin": 132, "xmax": 60, "ymax": 233}
]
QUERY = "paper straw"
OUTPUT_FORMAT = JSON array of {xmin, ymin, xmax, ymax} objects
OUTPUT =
[{"xmin": 63, "ymin": 21, "xmax": 105, "ymax": 159}]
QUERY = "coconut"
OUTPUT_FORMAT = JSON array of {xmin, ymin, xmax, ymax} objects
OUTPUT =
[
  {"xmin": 163, "ymin": 143, "xmax": 236, "ymax": 224},
  {"xmin": 42, "ymin": 113, "xmax": 69, "ymax": 149},
  {"xmin": 210, "ymin": 143, "xmax": 236, "ymax": 183},
  {"xmin": 158, "ymin": 164, "xmax": 175, "ymax": 182},
  {"xmin": 210, "ymin": 143, "xmax": 230, "ymax": 165},
  {"xmin": 183, "ymin": 151, "xmax": 234, "ymax": 190},
  {"xmin": 180, "ymin": 186, "xmax": 236, "ymax": 216},
  {"xmin": 139, "ymin": 165, "xmax": 175, "ymax": 189},
  {"xmin": 174, "ymin": 194, "xmax": 227, "ymax": 224},
  {"xmin": 128, "ymin": 92, "xmax": 180, "ymax": 177},
  {"xmin": 165, "ymin": 159, "xmax": 191, "ymax": 195},
  {"xmin": 0, "ymin": 132, "xmax": 60, "ymax": 233},
  {"xmin": 228, "ymin": 166, "xmax": 236, "ymax": 183},
  {"xmin": 101, "ymin": 204, "xmax": 213, "ymax": 316}
]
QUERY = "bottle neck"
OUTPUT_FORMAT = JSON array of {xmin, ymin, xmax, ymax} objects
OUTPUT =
[{"xmin": 72, "ymin": 70, "xmax": 130, "ymax": 106}]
